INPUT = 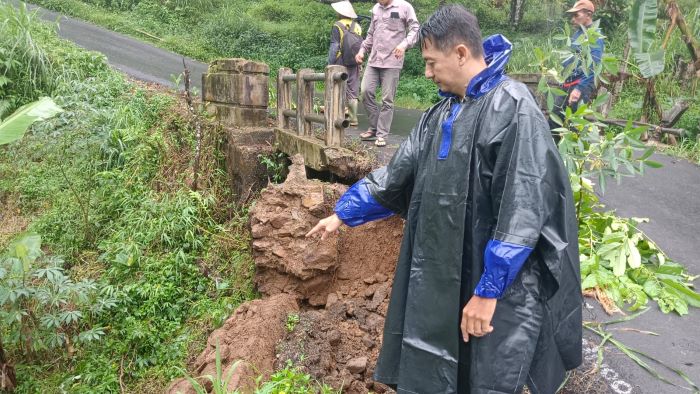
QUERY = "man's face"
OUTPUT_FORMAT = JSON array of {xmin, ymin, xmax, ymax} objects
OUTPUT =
[
  {"xmin": 377, "ymin": 0, "xmax": 392, "ymax": 6},
  {"xmin": 569, "ymin": 10, "xmax": 591, "ymax": 27},
  {"xmin": 422, "ymin": 39, "xmax": 463, "ymax": 97}
]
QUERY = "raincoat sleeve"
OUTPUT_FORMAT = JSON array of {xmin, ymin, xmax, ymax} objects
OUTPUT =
[
  {"xmin": 474, "ymin": 105, "xmax": 558, "ymax": 299},
  {"xmin": 334, "ymin": 122, "xmax": 421, "ymax": 227}
]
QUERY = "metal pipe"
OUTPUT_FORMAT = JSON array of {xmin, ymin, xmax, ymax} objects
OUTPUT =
[
  {"xmin": 302, "ymin": 73, "xmax": 326, "ymax": 82},
  {"xmin": 304, "ymin": 113, "xmax": 325, "ymax": 124},
  {"xmin": 282, "ymin": 74, "xmax": 297, "ymax": 82},
  {"xmin": 282, "ymin": 109, "xmax": 296, "ymax": 118},
  {"xmin": 334, "ymin": 119, "xmax": 349, "ymax": 129},
  {"xmin": 333, "ymin": 72, "xmax": 348, "ymax": 81},
  {"xmin": 585, "ymin": 116, "xmax": 686, "ymax": 137}
]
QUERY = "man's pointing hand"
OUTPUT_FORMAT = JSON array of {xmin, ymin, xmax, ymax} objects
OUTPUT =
[{"xmin": 306, "ymin": 214, "xmax": 344, "ymax": 240}]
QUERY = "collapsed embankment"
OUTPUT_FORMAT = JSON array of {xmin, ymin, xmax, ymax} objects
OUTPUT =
[{"xmin": 168, "ymin": 155, "xmax": 402, "ymax": 393}]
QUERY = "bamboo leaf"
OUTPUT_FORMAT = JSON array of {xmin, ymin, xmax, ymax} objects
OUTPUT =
[
  {"xmin": 586, "ymin": 325, "xmax": 700, "ymax": 391},
  {"xmin": 644, "ymin": 160, "xmax": 663, "ymax": 168}
]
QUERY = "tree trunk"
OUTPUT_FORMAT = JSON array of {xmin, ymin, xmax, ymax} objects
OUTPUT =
[
  {"xmin": 664, "ymin": 0, "xmax": 700, "ymax": 67},
  {"xmin": 509, "ymin": 0, "xmax": 527, "ymax": 28},
  {"xmin": 0, "ymin": 337, "xmax": 17, "ymax": 392}
]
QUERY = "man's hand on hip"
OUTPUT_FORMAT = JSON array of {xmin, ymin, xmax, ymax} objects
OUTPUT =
[
  {"xmin": 461, "ymin": 295, "xmax": 497, "ymax": 342},
  {"xmin": 568, "ymin": 88, "xmax": 582, "ymax": 104}
]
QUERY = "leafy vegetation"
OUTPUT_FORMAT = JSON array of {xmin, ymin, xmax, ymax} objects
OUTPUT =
[
  {"xmin": 183, "ymin": 350, "xmax": 338, "ymax": 394},
  {"xmin": 539, "ymin": 25, "xmax": 700, "ymax": 315},
  {"xmin": 0, "ymin": 4, "xmax": 256, "ymax": 392},
  {"xmin": 1, "ymin": 234, "xmax": 113, "ymax": 356}
]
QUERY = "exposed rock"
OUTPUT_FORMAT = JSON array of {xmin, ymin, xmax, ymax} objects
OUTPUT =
[{"xmin": 347, "ymin": 357, "xmax": 368, "ymax": 374}]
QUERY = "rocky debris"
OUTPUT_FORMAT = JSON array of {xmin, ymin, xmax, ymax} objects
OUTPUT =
[
  {"xmin": 250, "ymin": 155, "xmax": 402, "ymax": 308},
  {"xmin": 347, "ymin": 357, "xmax": 368, "ymax": 374},
  {"xmin": 166, "ymin": 294, "xmax": 299, "ymax": 394},
  {"xmin": 273, "ymin": 269, "xmax": 397, "ymax": 394},
  {"xmin": 168, "ymin": 155, "xmax": 404, "ymax": 394}
]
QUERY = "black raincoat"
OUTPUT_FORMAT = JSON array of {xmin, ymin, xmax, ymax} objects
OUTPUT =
[{"xmin": 334, "ymin": 35, "xmax": 582, "ymax": 393}]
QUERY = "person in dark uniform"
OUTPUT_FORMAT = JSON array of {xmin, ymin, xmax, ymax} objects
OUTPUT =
[{"xmin": 309, "ymin": 5, "xmax": 582, "ymax": 393}]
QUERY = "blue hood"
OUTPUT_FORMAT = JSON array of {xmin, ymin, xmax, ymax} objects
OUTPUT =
[{"xmin": 439, "ymin": 34, "xmax": 512, "ymax": 99}]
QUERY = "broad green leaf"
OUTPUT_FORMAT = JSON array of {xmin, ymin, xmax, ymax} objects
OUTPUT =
[
  {"xmin": 0, "ymin": 97, "xmax": 63, "ymax": 145},
  {"xmin": 643, "ymin": 280, "xmax": 660, "ymax": 297},
  {"xmin": 598, "ymin": 241, "xmax": 622, "ymax": 257},
  {"xmin": 657, "ymin": 253, "xmax": 665, "ymax": 265},
  {"xmin": 591, "ymin": 91, "xmax": 610, "ymax": 109},
  {"xmin": 612, "ymin": 251, "xmax": 627, "ymax": 276},
  {"xmin": 634, "ymin": 50, "xmax": 665, "ymax": 78},
  {"xmin": 582, "ymin": 274, "xmax": 598, "ymax": 289},
  {"xmin": 661, "ymin": 279, "xmax": 700, "ymax": 308},
  {"xmin": 629, "ymin": 0, "xmax": 658, "ymax": 54},
  {"xmin": 627, "ymin": 239, "xmax": 642, "ymax": 269}
]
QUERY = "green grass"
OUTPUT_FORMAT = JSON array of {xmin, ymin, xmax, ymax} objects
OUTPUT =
[
  {"xmin": 1, "ymin": 5, "xmax": 258, "ymax": 392},
  {"xmin": 658, "ymin": 139, "xmax": 700, "ymax": 165}
]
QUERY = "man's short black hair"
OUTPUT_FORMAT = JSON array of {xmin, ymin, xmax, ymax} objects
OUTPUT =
[{"xmin": 419, "ymin": 4, "xmax": 484, "ymax": 58}]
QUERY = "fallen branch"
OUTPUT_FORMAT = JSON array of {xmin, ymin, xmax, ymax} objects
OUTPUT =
[{"xmin": 586, "ymin": 116, "xmax": 686, "ymax": 137}]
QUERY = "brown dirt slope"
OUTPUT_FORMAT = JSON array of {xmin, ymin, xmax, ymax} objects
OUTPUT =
[{"xmin": 168, "ymin": 155, "xmax": 402, "ymax": 393}]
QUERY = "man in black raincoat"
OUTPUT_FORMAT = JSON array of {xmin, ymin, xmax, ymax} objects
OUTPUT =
[{"xmin": 307, "ymin": 5, "xmax": 582, "ymax": 393}]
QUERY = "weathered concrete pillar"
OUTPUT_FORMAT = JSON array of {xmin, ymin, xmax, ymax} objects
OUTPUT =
[{"xmin": 202, "ymin": 58, "xmax": 269, "ymax": 127}]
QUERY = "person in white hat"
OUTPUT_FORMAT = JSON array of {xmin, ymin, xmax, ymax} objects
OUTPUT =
[{"xmin": 328, "ymin": 1, "xmax": 363, "ymax": 127}]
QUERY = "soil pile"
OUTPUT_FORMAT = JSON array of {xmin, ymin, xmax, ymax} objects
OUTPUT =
[
  {"xmin": 168, "ymin": 155, "xmax": 605, "ymax": 394},
  {"xmin": 169, "ymin": 155, "xmax": 403, "ymax": 393},
  {"xmin": 167, "ymin": 294, "xmax": 300, "ymax": 393}
]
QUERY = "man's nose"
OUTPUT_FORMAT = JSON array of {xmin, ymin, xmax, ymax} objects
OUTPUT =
[{"xmin": 425, "ymin": 68, "xmax": 433, "ymax": 79}]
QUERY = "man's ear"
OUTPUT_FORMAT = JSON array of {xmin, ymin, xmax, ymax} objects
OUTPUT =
[{"xmin": 456, "ymin": 44, "xmax": 471, "ymax": 65}]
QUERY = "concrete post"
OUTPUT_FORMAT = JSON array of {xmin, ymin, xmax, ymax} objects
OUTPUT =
[{"xmin": 202, "ymin": 58, "xmax": 269, "ymax": 127}]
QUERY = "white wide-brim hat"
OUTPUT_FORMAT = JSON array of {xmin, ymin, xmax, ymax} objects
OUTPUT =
[{"xmin": 331, "ymin": 0, "xmax": 358, "ymax": 19}]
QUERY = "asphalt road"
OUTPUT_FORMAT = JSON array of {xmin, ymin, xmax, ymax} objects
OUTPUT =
[
  {"xmin": 592, "ymin": 153, "xmax": 700, "ymax": 393},
  {"xmin": 16, "ymin": 0, "xmax": 208, "ymax": 92},
  {"xmin": 19, "ymin": 1, "xmax": 700, "ymax": 392}
]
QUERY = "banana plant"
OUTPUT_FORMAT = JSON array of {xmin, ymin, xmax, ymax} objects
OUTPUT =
[
  {"xmin": 0, "ymin": 97, "xmax": 62, "ymax": 146},
  {"xmin": 629, "ymin": 0, "xmax": 665, "ymax": 78}
]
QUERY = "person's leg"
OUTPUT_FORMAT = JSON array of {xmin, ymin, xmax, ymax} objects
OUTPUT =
[
  {"xmin": 346, "ymin": 65, "xmax": 360, "ymax": 126},
  {"xmin": 375, "ymin": 68, "xmax": 401, "ymax": 144},
  {"xmin": 361, "ymin": 66, "xmax": 380, "ymax": 137}
]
